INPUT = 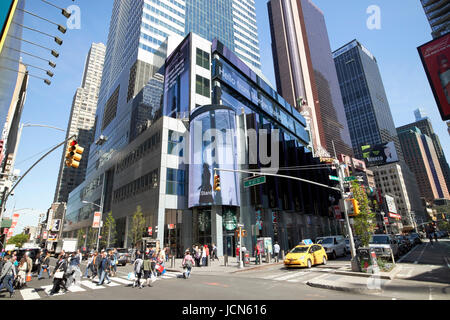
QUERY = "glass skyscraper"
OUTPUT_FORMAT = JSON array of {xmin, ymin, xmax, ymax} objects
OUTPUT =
[
  {"xmin": 333, "ymin": 40, "xmax": 403, "ymax": 160},
  {"xmin": 420, "ymin": 0, "xmax": 449, "ymax": 39}
]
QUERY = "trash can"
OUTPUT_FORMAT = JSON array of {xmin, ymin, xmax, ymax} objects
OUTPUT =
[{"xmin": 356, "ymin": 247, "xmax": 371, "ymax": 270}]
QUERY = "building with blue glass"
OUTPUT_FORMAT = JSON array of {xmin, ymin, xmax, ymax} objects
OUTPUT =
[{"xmin": 63, "ymin": 33, "xmax": 341, "ymax": 256}]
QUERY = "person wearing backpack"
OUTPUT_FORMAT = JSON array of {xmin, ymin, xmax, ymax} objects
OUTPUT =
[
  {"xmin": 0, "ymin": 255, "xmax": 16, "ymax": 298},
  {"xmin": 109, "ymin": 250, "xmax": 117, "ymax": 277},
  {"xmin": 143, "ymin": 253, "xmax": 156, "ymax": 287},
  {"xmin": 182, "ymin": 250, "xmax": 195, "ymax": 279},
  {"xmin": 97, "ymin": 251, "xmax": 112, "ymax": 286},
  {"xmin": 133, "ymin": 251, "xmax": 143, "ymax": 288}
]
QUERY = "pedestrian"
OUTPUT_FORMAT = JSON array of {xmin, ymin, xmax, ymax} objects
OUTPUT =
[
  {"xmin": 34, "ymin": 251, "xmax": 41, "ymax": 277},
  {"xmin": 193, "ymin": 245, "xmax": 200, "ymax": 267},
  {"xmin": 97, "ymin": 251, "xmax": 111, "ymax": 286},
  {"xmin": 204, "ymin": 245, "xmax": 209, "ymax": 266},
  {"xmin": 433, "ymin": 232, "xmax": 438, "ymax": 242},
  {"xmin": 84, "ymin": 253, "xmax": 93, "ymax": 278},
  {"xmin": 91, "ymin": 251, "xmax": 101, "ymax": 280},
  {"xmin": 16, "ymin": 257, "xmax": 28, "ymax": 289},
  {"xmin": 254, "ymin": 244, "xmax": 261, "ymax": 265},
  {"xmin": 25, "ymin": 252, "xmax": 33, "ymax": 283},
  {"xmin": 211, "ymin": 243, "xmax": 218, "ymax": 262},
  {"xmin": 109, "ymin": 250, "xmax": 117, "ymax": 277},
  {"xmin": 50, "ymin": 254, "xmax": 68, "ymax": 295},
  {"xmin": 273, "ymin": 242, "xmax": 280, "ymax": 263},
  {"xmin": 158, "ymin": 248, "xmax": 166, "ymax": 267},
  {"xmin": 38, "ymin": 252, "xmax": 51, "ymax": 280},
  {"xmin": 0, "ymin": 255, "xmax": 16, "ymax": 298},
  {"xmin": 143, "ymin": 253, "xmax": 156, "ymax": 287},
  {"xmin": 182, "ymin": 250, "xmax": 195, "ymax": 279},
  {"xmin": 133, "ymin": 251, "xmax": 143, "ymax": 288},
  {"xmin": 201, "ymin": 245, "xmax": 207, "ymax": 267},
  {"xmin": 428, "ymin": 232, "xmax": 433, "ymax": 245},
  {"xmin": 67, "ymin": 251, "xmax": 81, "ymax": 287},
  {"xmin": 165, "ymin": 247, "xmax": 170, "ymax": 263}
]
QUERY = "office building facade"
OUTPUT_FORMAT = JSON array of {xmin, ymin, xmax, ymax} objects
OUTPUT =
[
  {"xmin": 397, "ymin": 115, "xmax": 450, "ymax": 195},
  {"xmin": 63, "ymin": 34, "xmax": 341, "ymax": 256},
  {"xmin": 53, "ymin": 43, "xmax": 106, "ymax": 203},
  {"xmin": 333, "ymin": 40, "xmax": 403, "ymax": 161},
  {"xmin": 268, "ymin": 0, "xmax": 353, "ymax": 157},
  {"xmin": 420, "ymin": 0, "xmax": 449, "ymax": 39},
  {"xmin": 397, "ymin": 126, "xmax": 449, "ymax": 201}
]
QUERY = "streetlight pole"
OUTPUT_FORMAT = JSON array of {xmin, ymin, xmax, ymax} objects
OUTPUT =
[{"xmin": 83, "ymin": 174, "xmax": 106, "ymax": 252}]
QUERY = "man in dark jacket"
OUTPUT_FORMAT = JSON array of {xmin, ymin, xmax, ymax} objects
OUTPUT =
[
  {"xmin": 50, "ymin": 254, "xmax": 68, "ymax": 295},
  {"xmin": 38, "ymin": 252, "xmax": 51, "ymax": 280},
  {"xmin": 0, "ymin": 255, "xmax": 16, "ymax": 298},
  {"xmin": 97, "ymin": 252, "xmax": 111, "ymax": 285},
  {"xmin": 90, "ymin": 251, "xmax": 100, "ymax": 280}
]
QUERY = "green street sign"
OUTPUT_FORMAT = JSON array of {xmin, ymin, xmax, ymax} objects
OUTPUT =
[
  {"xmin": 244, "ymin": 176, "xmax": 266, "ymax": 188},
  {"xmin": 329, "ymin": 175, "xmax": 340, "ymax": 182},
  {"xmin": 344, "ymin": 176, "xmax": 357, "ymax": 182}
]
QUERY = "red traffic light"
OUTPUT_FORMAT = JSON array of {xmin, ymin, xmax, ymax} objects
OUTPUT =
[{"xmin": 70, "ymin": 140, "xmax": 78, "ymax": 147}]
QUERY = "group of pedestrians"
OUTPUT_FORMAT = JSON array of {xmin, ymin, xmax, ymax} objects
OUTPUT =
[
  {"xmin": 83, "ymin": 249, "xmax": 118, "ymax": 285},
  {"xmin": 132, "ymin": 247, "xmax": 165, "ymax": 289},
  {"xmin": 191, "ymin": 243, "xmax": 218, "ymax": 267}
]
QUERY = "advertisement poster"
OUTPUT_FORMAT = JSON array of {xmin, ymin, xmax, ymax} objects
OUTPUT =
[
  {"xmin": 385, "ymin": 195, "xmax": 397, "ymax": 214},
  {"xmin": 163, "ymin": 35, "xmax": 191, "ymax": 118},
  {"xmin": 92, "ymin": 211, "xmax": 101, "ymax": 228},
  {"xmin": 418, "ymin": 34, "xmax": 450, "ymax": 121},
  {"xmin": 189, "ymin": 106, "xmax": 240, "ymax": 208},
  {"xmin": 361, "ymin": 141, "xmax": 399, "ymax": 166}
]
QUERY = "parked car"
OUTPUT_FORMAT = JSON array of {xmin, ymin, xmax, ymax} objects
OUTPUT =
[
  {"xmin": 369, "ymin": 234, "xmax": 399, "ymax": 260},
  {"xmin": 319, "ymin": 235, "xmax": 347, "ymax": 259},
  {"xmin": 116, "ymin": 248, "xmax": 131, "ymax": 266},
  {"xmin": 408, "ymin": 233, "xmax": 422, "ymax": 245},
  {"xmin": 395, "ymin": 235, "xmax": 412, "ymax": 255},
  {"xmin": 284, "ymin": 244, "xmax": 328, "ymax": 268},
  {"xmin": 315, "ymin": 237, "xmax": 325, "ymax": 244}
]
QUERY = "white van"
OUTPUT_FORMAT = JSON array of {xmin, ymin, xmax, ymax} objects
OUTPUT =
[{"xmin": 319, "ymin": 236, "xmax": 347, "ymax": 259}]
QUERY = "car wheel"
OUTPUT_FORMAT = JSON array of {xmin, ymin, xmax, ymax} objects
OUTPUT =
[
  {"xmin": 322, "ymin": 256, "xmax": 327, "ymax": 265},
  {"xmin": 307, "ymin": 259, "xmax": 312, "ymax": 269}
]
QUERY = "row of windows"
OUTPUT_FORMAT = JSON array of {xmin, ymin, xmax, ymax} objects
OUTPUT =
[
  {"xmin": 145, "ymin": 0, "xmax": 185, "ymax": 19},
  {"xmin": 113, "ymin": 169, "xmax": 159, "ymax": 204},
  {"xmin": 233, "ymin": 29, "xmax": 259, "ymax": 47},
  {"xmin": 196, "ymin": 48, "xmax": 210, "ymax": 70},
  {"xmin": 233, "ymin": 22, "xmax": 258, "ymax": 42},
  {"xmin": 232, "ymin": 10, "xmax": 258, "ymax": 34},
  {"xmin": 140, "ymin": 32, "xmax": 163, "ymax": 47},
  {"xmin": 143, "ymin": 6, "xmax": 184, "ymax": 29},
  {"xmin": 196, "ymin": 75, "xmax": 210, "ymax": 98},
  {"xmin": 232, "ymin": 1, "xmax": 256, "ymax": 20},
  {"xmin": 139, "ymin": 43, "xmax": 166, "ymax": 58},
  {"xmin": 116, "ymin": 132, "xmax": 161, "ymax": 173},
  {"xmin": 141, "ymin": 22, "xmax": 169, "ymax": 39},
  {"xmin": 168, "ymin": 130, "xmax": 184, "ymax": 156},
  {"xmin": 166, "ymin": 168, "xmax": 185, "ymax": 196},
  {"xmin": 234, "ymin": 40, "xmax": 260, "ymax": 61},
  {"xmin": 102, "ymin": 85, "xmax": 120, "ymax": 131},
  {"xmin": 143, "ymin": 13, "xmax": 184, "ymax": 36}
]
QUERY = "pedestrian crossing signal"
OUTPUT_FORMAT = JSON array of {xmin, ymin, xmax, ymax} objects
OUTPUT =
[
  {"xmin": 65, "ymin": 140, "xmax": 84, "ymax": 168},
  {"xmin": 213, "ymin": 174, "xmax": 221, "ymax": 191}
]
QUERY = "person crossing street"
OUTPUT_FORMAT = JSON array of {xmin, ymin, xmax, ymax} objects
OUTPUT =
[
  {"xmin": 0, "ymin": 255, "xmax": 16, "ymax": 298},
  {"xmin": 38, "ymin": 252, "xmax": 51, "ymax": 280},
  {"xmin": 97, "ymin": 252, "xmax": 112, "ymax": 286}
]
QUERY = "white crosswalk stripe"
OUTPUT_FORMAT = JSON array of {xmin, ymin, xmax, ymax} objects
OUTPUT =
[
  {"xmin": 41, "ymin": 285, "xmax": 64, "ymax": 296},
  {"xmin": 274, "ymin": 271, "xmax": 307, "ymax": 281},
  {"xmin": 20, "ymin": 288, "xmax": 41, "ymax": 300},
  {"xmin": 68, "ymin": 285, "xmax": 86, "ymax": 293},
  {"xmin": 111, "ymin": 276, "xmax": 133, "ymax": 284},
  {"xmin": 262, "ymin": 272, "xmax": 288, "ymax": 280},
  {"xmin": 80, "ymin": 280, "xmax": 104, "ymax": 289}
]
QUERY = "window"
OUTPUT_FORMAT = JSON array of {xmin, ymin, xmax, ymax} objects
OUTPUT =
[
  {"xmin": 168, "ymin": 130, "xmax": 184, "ymax": 156},
  {"xmin": 196, "ymin": 48, "xmax": 210, "ymax": 70},
  {"xmin": 196, "ymin": 75, "xmax": 210, "ymax": 98},
  {"xmin": 166, "ymin": 168, "xmax": 185, "ymax": 196}
]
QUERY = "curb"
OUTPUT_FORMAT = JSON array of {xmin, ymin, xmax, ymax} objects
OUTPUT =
[
  {"xmin": 334, "ymin": 265, "xmax": 400, "ymax": 280},
  {"xmin": 232, "ymin": 262, "xmax": 284, "ymax": 273},
  {"xmin": 306, "ymin": 280, "xmax": 382, "ymax": 295}
]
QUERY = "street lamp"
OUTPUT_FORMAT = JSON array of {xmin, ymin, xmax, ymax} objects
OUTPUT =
[{"xmin": 82, "ymin": 201, "xmax": 103, "ymax": 252}]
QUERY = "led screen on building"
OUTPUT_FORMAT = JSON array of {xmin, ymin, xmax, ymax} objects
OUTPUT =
[
  {"xmin": 189, "ymin": 105, "xmax": 240, "ymax": 208},
  {"xmin": 163, "ymin": 35, "xmax": 191, "ymax": 118},
  {"xmin": 418, "ymin": 34, "xmax": 450, "ymax": 121},
  {"xmin": 361, "ymin": 141, "xmax": 398, "ymax": 166},
  {"xmin": 0, "ymin": 0, "xmax": 16, "ymax": 54}
]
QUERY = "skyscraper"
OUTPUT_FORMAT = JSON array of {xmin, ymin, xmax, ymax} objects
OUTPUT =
[
  {"xmin": 397, "ymin": 126, "xmax": 449, "ymax": 201},
  {"xmin": 397, "ymin": 114, "xmax": 450, "ymax": 194},
  {"xmin": 53, "ymin": 43, "xmax": 106, "ymax": 203},
  {"xmin": 420, "ymin": 0, "xmax": 449, "ymax": 39},
  {"xmin": 333, "ymin": 39, "xmax": 403, "ymax": 161},
  {"xmin": 268, "ymin": 0, "xmax": 353, "ymax": 157}
]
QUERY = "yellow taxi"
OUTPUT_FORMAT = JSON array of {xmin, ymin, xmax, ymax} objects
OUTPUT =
[{"xmin": 284, "ymin": 244, "xmax": 328, "ymax": 268}]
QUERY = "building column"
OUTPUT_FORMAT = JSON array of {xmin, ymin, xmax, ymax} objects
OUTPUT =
[
  {"xmin": 211, "ymin": 206, "xmax": 223, "ymax": 256},
  {"xmin": 124, "ymin": 216, "xmax": 129, "ymax": 248}
]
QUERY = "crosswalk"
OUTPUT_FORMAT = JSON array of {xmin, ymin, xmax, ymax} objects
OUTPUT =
[
  {"xmin": 256, "ymin": 268, "xmax": 336, "ymax": 284},
  {"xmin": 18, "ymin": 271, "xmax": 183, "ymax": 300}
]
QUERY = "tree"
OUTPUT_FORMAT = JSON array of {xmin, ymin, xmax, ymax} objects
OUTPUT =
[
  {"xmin": 7, "ymin": 233, "xmax": 29, "ymax": 248},
  {"xmin": 131, "ymin": 206, "xmax": 146, "ymax": 247},
  {"xmin": 351, "ymin": 182, "xmax": 376, "ymax": 247},
  {"xmin": 100, "ymin": 212, "xmax": 116, "ymax": 248},
  {"xmin": 77, "ymin": 228, "xmax": 86, "ymax": 246}
]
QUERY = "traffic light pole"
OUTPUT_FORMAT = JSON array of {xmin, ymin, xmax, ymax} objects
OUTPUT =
[{"xmin": 0, "ymin": 134, "xmax": 77, "ymax": 225}]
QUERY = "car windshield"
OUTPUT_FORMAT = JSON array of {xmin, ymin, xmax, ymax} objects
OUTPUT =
[
  {"xmin": 370, "ymin": 236, "xmax": 389, "ymax": 244},
  {"xmin": 321, "ymin": 238, "xmax": 333, "ymax": 244},
  {"xmin": 290, "ymin": 247, "xmax": 309, "ymax": 253}
]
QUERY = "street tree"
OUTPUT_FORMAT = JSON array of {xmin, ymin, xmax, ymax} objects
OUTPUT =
[
  {"xmin": 7, "ymin": 233, "xmax": 29, "ymax": 248},
  {"xmin": 131, "ymin": 205, "xmax": 146, "ymax": 247},
  {"xmin": 352, "ymin": 182, "xmax": 376, "ymax": 247},
  {"xmin": 101, "ymin": 212, "xmax": 116, "ymax": 248}
]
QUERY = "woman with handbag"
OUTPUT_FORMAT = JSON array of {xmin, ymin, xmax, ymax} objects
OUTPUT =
[
  {"xmin": 16, "ymin": 257, "xmax": 27, "ymax": 289},
  {"xmin": 50, "ymin": 254, "xmax": 68, "ymax": 295},
  {"xmin": 182, "ymin": 250, "xmax": 195, "ymax": 279}
]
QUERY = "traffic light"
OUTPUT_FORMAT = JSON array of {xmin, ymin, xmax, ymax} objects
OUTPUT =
[
  {"xmin": 213, "ymin": 174, "xmax": 221, "ymax": 191},
  {"xmin": 352, "ymin": 199, "xmax": 360, "ymax": 215},
  {"xmin": 65, "ymin": 140, "xmax": 84, "ymax": 168},
  {"xmin": 347, "ymin": 198, "xmax": 360, "ymax": 217}
]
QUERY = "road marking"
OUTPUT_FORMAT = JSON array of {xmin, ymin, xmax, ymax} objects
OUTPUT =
[
  {"xmin": 111, "ymin": 277, "xmax": 132, "ymax": 285},
  {"xmin": 262, "ymin": 272, "xmax": 289, "ymax": 280},
  {"xmin": 104, "ymin": 281, "xmax": 121, "ymax": 287},
  {"xmin": 274, "ymin": 271, "xmax": 306, "ymax": 281},
  {"xmin": 444, "ymin": 257, "xmax": 450, "ymax": 269},
  {"xmin": 414, "ymin": 243, "xmax": 428, "ymax": 264},
  {"xmin": 20, "ymin": 288, "xmax": 41, "ymax": 300},
  {"xmin": 41, "ymin": 285, "xmax": 64, "ymax": 296},
  {"xmin": 303, "ymin": 273, "xmax": 328, "ymax": 284},
  {"xmin": 429, "ymin": 287, "xmax": 433, "ymax": 300},
  {"xmin": 67, "ymin": 285, "xmax": 86, "ymax": 293},
  {"xmin": 80, "ymin": 280, "xmax": 104, "ymax": 289},
  {"xmin": 397, "ymin": 244, "xmax": 421, "ymax": 263}
]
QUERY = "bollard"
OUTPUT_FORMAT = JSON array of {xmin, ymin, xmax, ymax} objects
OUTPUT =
[
  {"xmin": 171, "ymin": 256, "xmax": 175, "ymax": 268},
  {"xmin": 258, "ymin": 253, "xmax": 262, "ymax": 265},
  {"xmin": 281, "ymin": 250, "xmax": 285, "ymax": 261},
  {"xmin": 224, "ymin": 255, "xmax": 228, "ymax": 266}
]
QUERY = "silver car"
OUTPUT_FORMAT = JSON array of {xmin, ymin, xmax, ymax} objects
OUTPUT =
[{"xmin": 369, "ymin": 234, "xmax": 399, "ymax": 260}]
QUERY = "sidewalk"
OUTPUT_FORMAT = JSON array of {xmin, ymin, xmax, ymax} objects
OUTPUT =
[{"xmin": 165, "ymin": 256, "xmax": 282, "ymax": 274}]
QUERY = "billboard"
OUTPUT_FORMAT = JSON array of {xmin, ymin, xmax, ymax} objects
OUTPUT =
[
  {"xmin": 384, "ymin": 195, "xmax": 397, "ymax": 214},
  {"xmin": 92, "ymin": 212, "xmax": 101, "ymax": 228},
  {"xmin": 0, "ymin": 0, "xmax": 17, "ymax": 54},
  {"xmin": 189, "ymin": 105, "xmax": 240, "ymax": 208},
  {"xmin": 418, "ymin": 34, "xmax": 450, "ymax": 121},
  {"xmin": 361, "ymin": 141, "xmax": 398, "ymax": 166},
  {"xmin": 163, "ymin": 34, "xmax": 191, "ymax": 118}
]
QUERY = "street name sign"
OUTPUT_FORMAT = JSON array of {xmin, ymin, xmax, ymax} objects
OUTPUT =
[
  {"xmin": 244, "ymin": 176, "xmax": 266, "ymax": 188},
  {"xmin": 329, "ymin": 175, "xmax": 340, "ymax": 182}
]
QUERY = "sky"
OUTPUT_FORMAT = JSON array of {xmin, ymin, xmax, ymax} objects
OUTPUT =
[{"xmin": 8, "ymin": 0, "xmax": 450, "ymax": 235}]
